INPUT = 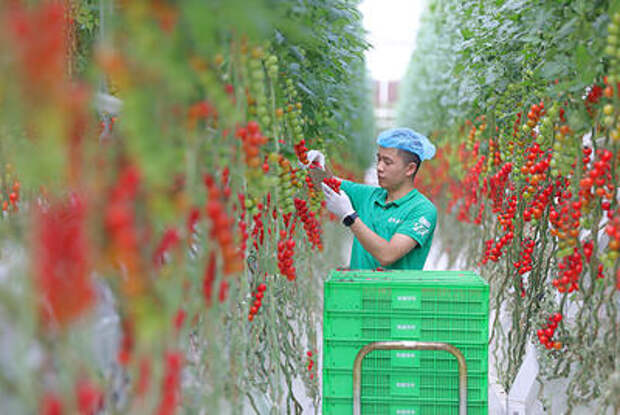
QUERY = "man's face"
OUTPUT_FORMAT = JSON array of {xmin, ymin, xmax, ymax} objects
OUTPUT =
[{"xmin": 376, "ymin": 147, "xmax": 416, "ymax": 190}]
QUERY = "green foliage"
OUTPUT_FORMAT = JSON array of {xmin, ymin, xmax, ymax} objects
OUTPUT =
[
  {"xmin": 398, "ymin": 0, "xmax": 619, "ymax": 412},
  {"xmin": 399, "ymin": 0, "xmax": 609, "ymax": 137},
  {"xmin": 0, "ymin": 0, "xmax": 374, "ymax": 413}
]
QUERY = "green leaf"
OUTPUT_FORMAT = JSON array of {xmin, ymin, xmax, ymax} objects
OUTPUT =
[
  {"xmin": 540, "ymin": 56, "xmax": 568, "ymax": 80},
  {"xmin": 556, "ymin": 17, "xmax": 578, "ymax": 39},
  {"xmin": 575, "ymin": 44, "xmax": 596, "ymax": 84}
]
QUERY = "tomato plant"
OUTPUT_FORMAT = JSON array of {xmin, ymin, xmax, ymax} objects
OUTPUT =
[
  {"xmin": 0, "ymin": 0, "xmax": 373, "ymax": 413},
  {"xmin": 399, "ymin": 0, "xmax": 619, "ymax": 411}
]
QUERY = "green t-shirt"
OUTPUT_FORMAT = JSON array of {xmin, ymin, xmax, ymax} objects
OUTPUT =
[{"xmin": 341, "ymin": 180, "xmax": 437, "ymax": 270}]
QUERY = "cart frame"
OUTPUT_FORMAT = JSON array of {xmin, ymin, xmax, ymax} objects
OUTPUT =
[{"xmin": 352, "ymin": 341, "xmax": 468, "ymax": 415}]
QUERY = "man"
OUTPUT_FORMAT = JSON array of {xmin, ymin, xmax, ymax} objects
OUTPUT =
[{"xmin": 310, "ymin": 128, "xmax": 437, "ymax": 270}]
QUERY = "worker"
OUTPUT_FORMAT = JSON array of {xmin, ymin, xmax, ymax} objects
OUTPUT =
[{"xmin": 308, "ymin": 128, "xmax": 437, "ymax": 270}]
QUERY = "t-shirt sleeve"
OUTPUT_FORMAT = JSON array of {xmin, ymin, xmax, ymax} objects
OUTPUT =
[
  {"xmin": 394, "ymin": 203, "xmax": 437, "ymax": 248},
  {"xmin": 340, "ymin": 180, "xmax": 377, "ymax": 211}
]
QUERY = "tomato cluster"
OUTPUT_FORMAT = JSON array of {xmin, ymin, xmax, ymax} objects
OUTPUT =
[
  {"xmin": 513, "ymin": 238, "xmax": 535, "ymax": 276},
  {"xmin": 152, "ymin": 228, "xmax": 181, "ymax": 268},
  {"xmin": 552, "ymin": 247, "xmax": 585, "ymax": 293},
  {"xmin": 520, "ymin": 143, "xmax": 551, "ymax": 199},
  {"xmin": 536, "ymin": 313, "xmax": 563, "ymax": 350},
  {"xmin": 481, "ymin": 229, "xmax": 515, "ymax": 265},
  {"xmin": 277, "ymin": 227, "xmax": 297, "ymax": 281},
  {"xmin": 306, "ymin": 350, "xmax": 316, "ymax": 380},
  {"xmin": 203, "ymin": 251, "xmax": 229, "ymax": 306},
  {"xmin": 76, "ymin": 378, "xmax": 103, "ymax": 415},
  {"xmin": 104, "ymin": 165, "xmax": 146, "ymax": 296},
  {"xmin": 294, "ymin": 197, "xmax": 323, "ymax": 251},
  {"xmin": 294, "ymin": 139, "xmax": 309, "ymax": 165},
  {"xmin": 157, "ymin": 351, "xmax": 183, "ymax": 415},
  {"xmin": 188, "ymin": 100, "xmax": 217, "ymax": 130},
  {"xmin": 486, "ymin": 162, "xmax": 512, "ymax": 214},
  {"xmin": 323, "ymin": 176, "xmax": 342, "ymax": 192},
  {"xmin": 41, "ymin": 377, "xmax": 104, "ymax": 415},
  {"xmin": 1, "ymin": 172, "xmax": 20, "ymax": 214},
  {"xmin": 35, "ymin": 195, "xmax": 94, "ymax": 329},
  {"xmin": 605, "ymin": 209, "xmax": 620, "ymax": 258},
  {"xmin": 248, "ymin": 282, "xmax": 267, "ymax": 322},
  {"xmin": 304, "ymin": 167, "xmax": 323, "ymax": 212},
  {"xmin": 275, "ymin": 155, "xmax": 297, "ymax": 214},
  {"xmin": 579, "ymin": 148, "xmax": 615, "ymax": 210},
  {"xmin": 456, "ymin": 143, "xmax": 484, "ymax": 223},
  {"xmin": 204, "ymin": 174, "xmax": 243, "ymax": 275}
]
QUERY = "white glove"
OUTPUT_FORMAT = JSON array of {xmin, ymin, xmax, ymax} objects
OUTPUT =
[
  {"xmin": 302, "ymin": 149, "xmax": 326, "ymax": 169},
  {"xmin": 321, "ymin": 183, "xmax": 355, "ymax": 221}
]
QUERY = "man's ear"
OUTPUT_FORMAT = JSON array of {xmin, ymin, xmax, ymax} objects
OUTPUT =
[{"xmin": 406, "ymin": 162, "xmax": 418, "ymax": 178}]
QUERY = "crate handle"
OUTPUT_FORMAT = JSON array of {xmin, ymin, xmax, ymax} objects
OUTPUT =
[{"xmin": 352, "ymin": 341, "xmax": 468, "ymax": 415}]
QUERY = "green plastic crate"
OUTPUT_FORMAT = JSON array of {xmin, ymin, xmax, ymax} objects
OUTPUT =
[
  {"xmin": 325, "ymin": 270, "xmax": 489, "ymax": 315},
  {"xmin": 324, "ymin": 311, "xmax": 488, "ymax": 342},
  {"xmin": 323, "ymin": 340, "xmax": 488, "ymax": 372},
  {"xmin": 323, "ymin": 368, "xmax": 487, "ymax": 401},
  {"xmin": 322, "ymin": 270, "xmax": 489, "ymax": 414},
  {"xmin": 323, "ymin": 396, "xmax": 488, "ymax": 415}
]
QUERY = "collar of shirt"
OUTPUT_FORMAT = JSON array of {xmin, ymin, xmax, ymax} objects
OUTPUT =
[{"xmin": 373, "ymin": 188, "xmax": 419, "ymax": 209}]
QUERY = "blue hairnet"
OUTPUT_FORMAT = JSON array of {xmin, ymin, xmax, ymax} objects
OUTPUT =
[{"xmin": 376, "ymin": 128, "xmax": 436, "ymax": 161}]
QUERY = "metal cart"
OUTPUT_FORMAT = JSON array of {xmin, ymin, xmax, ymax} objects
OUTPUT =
[{"xmin": 352, "ymin": 341, "xmax": 468, "ymax": 415}]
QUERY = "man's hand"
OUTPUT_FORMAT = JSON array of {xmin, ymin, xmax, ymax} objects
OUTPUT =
[
  {"xmin": 321, "ymin": 182, "xmax": 355, "ymax": 221},
  {"xmin": 301, "ymin": 149, "xmax": 326, "ymax": 169}
]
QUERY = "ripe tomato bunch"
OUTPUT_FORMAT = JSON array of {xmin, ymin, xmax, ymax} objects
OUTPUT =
[
  {"xmin": 294, "ymin": 197, "xmax": 323, "ymax": 250},
  {"xmin": 466, "ymin": 119, "xmax": 486, "ymax": 152},
  {"xmin": 456, "ymin": 146, "xmax": 484, "ymax": 223},
  {"xmin": 481, "ymin": 229, "xmax": 514, "ymax": 264},
  {"xmin": 277, "ymin": 228, "xmax": 297, "ymax": 281},
  {"xmin": 323, "ymin": 176, "xmax": 341, "ymax": 192},
  {"xmin": 486, "ymin": 162, "xmax": 512, "ymax": 213},
  {"xmin": 552, "ymin": 247, "xmax": 585, "ymax": 293},
  {"xmin": 579, "ymin": 148, "xmax": 615, "ymax": 209},
  {"xmin": 1, "ymin": 177, "xmax": 20, "ymax": 214},
  {"xmin": 104, "ymin": 164, "xmax": 145, "ymax": 296},
  {"xmin": 248, "ymin": 282, "xmax": 266, "ymax": 321},
  {"xmin": 203, "ymin": 251, "xmax": 229, "ymax": 306},
  {"xmin": 497, "ymin": 193, "xmax": 517, "ymax": 233},
  {"xmin": 236, "ymin": 121, "xmax": 268, "ymax": 170},
  {"xmin": 548, "ymin": 186, "xmax": 583, "ymax": 254},
  {"xmin": 306, "ymin": 350, "xmax": 316, "ymax": 380},
  {"xmin": 522, "ymin": 183, "xmax": 553, "ymax": 223},
  {"xmin": 513, "ymin": 238, "xmax": 535, "ymax": 276},
  {"xmin": 605, "ymin": 209, "xmax": 620, "ymax": 258},
  {"xmin": 536, "ymin": 313, "xmax": 563, "ymax": 350},
  {"xmin": 152, "ymin": 228, "xmax": 181, "ymax": 268},
  {"xmin": 188, "ymin": 100, "xmax": 217, "ymax": 129},
  {"xmin": 520, "ymin": 143, "xmax": 550, "ymax": 191},
  {"xmin": 294, "ymin": 139, "xmax": 309, "ymax": 165},
  {"xmin": 523, "ymin": 101, "xmax": 544, "ymax": 132},
  {"xmin": 204, "ymin": 174, "xmax": 243, "ymax": 275}
]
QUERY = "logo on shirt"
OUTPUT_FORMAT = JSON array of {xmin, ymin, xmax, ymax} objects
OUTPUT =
[
  {"xmin": 412, "ymin": 216, "xmax": 431, "ymax": 236},
  {"xmin": 418, "ymin": 216, "xmax": 431, "ymax": 228},
  {"xmin": 388, "ymin": 217, "xmax": 403, "ymax": 224}
]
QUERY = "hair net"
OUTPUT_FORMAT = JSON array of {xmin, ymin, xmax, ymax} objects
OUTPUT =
[{"xmin": 376, "ymin": 128, "xmax": 436, "ymax": 161}]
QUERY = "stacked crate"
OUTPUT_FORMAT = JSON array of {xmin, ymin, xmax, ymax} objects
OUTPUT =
[{"xmin": 322, "ymin": 270, "xmax": 489, "ymax": 415}]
